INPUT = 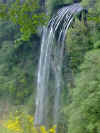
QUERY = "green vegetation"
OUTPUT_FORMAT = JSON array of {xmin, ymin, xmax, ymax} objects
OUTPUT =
[
  {"xmin": 67, "ymin": 49, "xmax": 100, "ymax": 133},
  {"xmin": 62, "ymin": 0, "xmax": 100, "ymax": 133},
  {"xmin": 0, "ymin": 125, "xmax": 13, "ymax": 133},
  {"xmin": 0, "ymin": 0, "xmax": 47, "ymax": 40},
  {"xmin": 0, "ymin": 19, "xmax": 39, "ymax": 105},
  {"xmin": 0, "ymin": 0, "xmax": 100, "ymax": 133}
]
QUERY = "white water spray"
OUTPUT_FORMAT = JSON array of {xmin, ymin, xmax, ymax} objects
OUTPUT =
[{"xmin": 35, "ymin": 3, "xmax": 83, "ymax": 126}]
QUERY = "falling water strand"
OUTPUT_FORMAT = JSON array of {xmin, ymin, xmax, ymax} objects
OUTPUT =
[{"xmin": 35, "ymin": 3, "xmax": 83, "ymax": 126}]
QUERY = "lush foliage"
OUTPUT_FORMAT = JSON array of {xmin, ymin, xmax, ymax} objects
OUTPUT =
[
  {"xmin": 0, "ymin": 19, "xmax": 40, "ymax": 104},
  {"xmin": 0, "ymin": 0, "xmax": 47, "ymax": 40},
  {"xmin": 62, "ymin": 0, "xmax": 100, "ymax": 133},
  {"xmin": 67, "ymin": 49, "xmax": 100, "ymax": 133}
]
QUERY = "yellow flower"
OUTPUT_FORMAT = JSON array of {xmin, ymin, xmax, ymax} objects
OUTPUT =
[
  {"xmin": 49, "ymin": 127, "xmax": 56, "ymax": 133},
  {"xmin": 40, "ymin": 126, "xmax": 48, "ymax": 133},
  {"xmin": 28, "ymin": 115, "xmax": 34, "ymax": 122},
  {"xmin": 50, "ymin": 128, "xmax": 54, "ymax": 132}
]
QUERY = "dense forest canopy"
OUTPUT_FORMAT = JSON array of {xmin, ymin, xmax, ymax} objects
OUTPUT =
[{"xmin": 0, "ymin": 0, "xmax": 100, "ymax": 133}]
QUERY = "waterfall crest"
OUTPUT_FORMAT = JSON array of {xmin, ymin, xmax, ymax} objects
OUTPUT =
[{"xmin": 35, "ymin": 3, "xmax": 83, "ymax": 126}]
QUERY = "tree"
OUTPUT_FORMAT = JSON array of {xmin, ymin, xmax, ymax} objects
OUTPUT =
[
  {"xmin": 62, "ymin": 1, "xmax": 100, "ymax": 132},
  {"xmin": 0, "ymin": 0, "xmax": 47, "ymax": 41},
  {"xmin": 67, "ymin": 48, "xmax": 100, "ymax": 133}
]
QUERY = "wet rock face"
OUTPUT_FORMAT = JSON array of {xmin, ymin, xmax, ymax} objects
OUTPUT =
[
  {"xmin": 2, "ymin": 0, "xmax": 7, "ymax": 3},
  {"xmin": 52, "ymin": 0, "xmax": 82, "ymax": 13},
  {"xmin": 74, "ymin": 0, "xmax": 79, "ymax": 3},
  {"xmin": 40, "ymin": 0, "xmax": 45, "ymax": 8},
  {"xmin": 74, "ymin": 0, "xmax": 82, "ymax": 3},
  {"xmin": 89, "ymin": 0, "xmax": 96, "ymax": 8}
]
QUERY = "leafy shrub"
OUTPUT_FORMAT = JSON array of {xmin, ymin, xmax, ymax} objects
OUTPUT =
[{"xmin": 4, "ymin": 111, "xmax": 56, "ymax": 133}]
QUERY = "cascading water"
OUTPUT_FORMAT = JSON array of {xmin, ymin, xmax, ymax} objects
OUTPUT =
[{"xmin": 35, "ymin": 3, "xmax": 83, "ymax": 126}]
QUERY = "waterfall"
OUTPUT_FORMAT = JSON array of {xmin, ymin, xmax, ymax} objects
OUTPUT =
[{"xmin": 34, "ymin": 3, "xmax": 83, "ymax": 126}]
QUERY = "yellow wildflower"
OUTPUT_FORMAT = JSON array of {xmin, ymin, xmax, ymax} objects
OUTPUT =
[
  {"xmin": 28, "ymin": 115, "xmax": 34, "ymax": 122},
  {"xmin": 40, "ymin": 126, "xmax": 48, "ymax": 133}
]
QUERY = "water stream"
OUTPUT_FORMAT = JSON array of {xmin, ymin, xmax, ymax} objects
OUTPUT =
[{"xmin": 34, "ymin": 3, "xmax": 83, "ymax": 126}]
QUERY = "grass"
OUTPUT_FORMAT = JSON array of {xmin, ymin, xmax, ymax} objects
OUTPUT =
[{"xmin": 0, "ymin": 125, "xmax": 13, "ymax": 133}]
